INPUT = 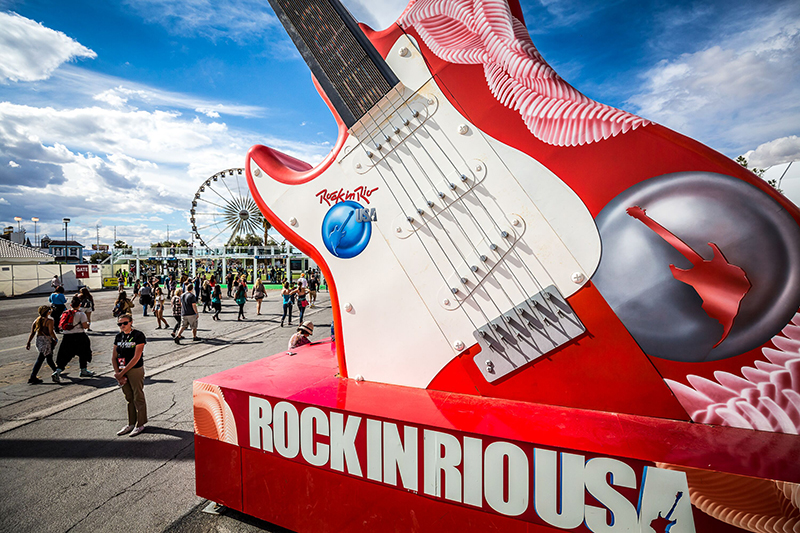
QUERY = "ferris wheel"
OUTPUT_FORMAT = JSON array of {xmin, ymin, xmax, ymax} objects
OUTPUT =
[{"xmin": 190, "ymin": 167, "xmax": 266, "ymax": 248}]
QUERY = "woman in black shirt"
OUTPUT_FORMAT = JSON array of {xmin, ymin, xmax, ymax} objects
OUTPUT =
[{"xmin": 112, "ymin": 313, "xmax": 148, "ymax": 437}]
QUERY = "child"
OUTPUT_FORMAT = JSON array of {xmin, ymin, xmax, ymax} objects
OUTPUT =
[
  {"xmin": 288, "ymin": 321, "xmax": 314, "ymax": 350},
  {"xmin": 25, "ymin": 305, "xmax": 58, "ymax": 384}
]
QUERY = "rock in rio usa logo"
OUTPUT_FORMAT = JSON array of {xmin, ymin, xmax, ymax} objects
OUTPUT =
[{"xmin": 321, "ymin": 201, "xmax": 375, "ymax": 259}]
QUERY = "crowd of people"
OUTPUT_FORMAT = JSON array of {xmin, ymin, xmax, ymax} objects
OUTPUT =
[{"xmin": 25, "ymin": 270, "xmax": 326, "ymax": 438}]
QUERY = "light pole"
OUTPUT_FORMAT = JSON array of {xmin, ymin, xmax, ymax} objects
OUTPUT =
[
  {"xmin": 62, "ymin": 218, "xmax": 70, "ymax": 262},
  {"xmin": 31, "ymin": 217, "xmax": 39, "ymax": 247},
  {"xmin": 13, "ymin": 216, "xmax": 22, "ymax": 232}
]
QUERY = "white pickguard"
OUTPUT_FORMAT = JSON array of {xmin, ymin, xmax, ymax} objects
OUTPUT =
[{"xmin": 249, "ymin": 35, "xmax": 601, "ymax": 388}]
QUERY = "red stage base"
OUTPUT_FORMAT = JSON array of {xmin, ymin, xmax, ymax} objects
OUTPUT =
[{"xmin": 194, "ymin": 342, "xmax": 800, "ymax": 533}]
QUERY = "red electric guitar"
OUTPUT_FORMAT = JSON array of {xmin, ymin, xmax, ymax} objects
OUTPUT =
[{"xmin": 245, "ymin": 0, "xmax": 800, "ymax": 425}]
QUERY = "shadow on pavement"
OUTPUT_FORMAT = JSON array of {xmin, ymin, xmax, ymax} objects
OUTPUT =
[
  {"xmin": 166, "ymin": 501, "xmax": 293, "ymax": 533},
  {"xmin": 0, "ymin": 428, "xmax": 195, "ymax": 460}
]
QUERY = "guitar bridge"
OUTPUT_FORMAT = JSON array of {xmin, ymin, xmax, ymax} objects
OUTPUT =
[{"xmin": 473, "ymin": 285, "xmax": 584, "ymax": 383}]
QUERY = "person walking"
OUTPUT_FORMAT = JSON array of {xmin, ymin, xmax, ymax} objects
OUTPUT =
[
  {"xmin": 280, "ymin": 282, "xmax": 298, "ymax": 327},
  {"xmin": 296, "ymin": 283, "xmax": 309, "ymax": 323},
  {"xmin": 78, "ymin": 287, "xmax": 95, "ymax": 331},
  {"xmin": 139, "ymin": 280, "xmax": 152, "ymax": 316},
  {"xmin": 288, "ymin": 321, "xmax": 314, "ymax": 350},
  {"xmin": 48, "ymin": 286, "xmax": 67, "ymax": 333},
  {"xmin": 133, "ymin": 279, "xmax": 141, "ymax": 300},
  {"xmin": 26, "ymin": 305, "xmax": 58, "ymax": 384},
  {"xmin": 52, "ymin": 296, "xmax": 94, "ymax": 382},
  {"xmin": 308, "ymin": 276, "xmax": 318, "ymax": 308},
  {"xmin": 153, "ymin": 287, "xmax": 169, "ymax": 329},
  {"xmin": 51, "ymin": 274, "xmax": 62, "ymax": 291},
  {"xmin": 252, "ymin": 278, "xmax": 266, "ymax": 315},
  {"xmin": 211, "ymin": 284, "xmax": 222, "ymax": 320},
  {"xmin": 201, "ymin": 280, "xmax": 212, "ymax": 313},
  {"xmin": 112, "ymin": 313, "xmax": 148, "ymax": 437},
  {"xmin": 170, "ymin": 288, "xmax": 183, "ymax": 337},
  {"xmin": 226, "ymin": 272, "xmax": 235, "ymax": 297},
  {"xmin": 112, "ymin": 291, "xmax": 135, "ymax": 318},
  {"xmin": 234, "ymin": 279, "xmax": 247, "ymax": 321},
  {"xmin": 174, "ymin": 285, "xmax": 199, "ymax": 344}
]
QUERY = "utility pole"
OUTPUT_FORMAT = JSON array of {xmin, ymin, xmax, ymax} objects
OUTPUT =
[
  {"xmin": 167, "ymin": 224, "xmax": 170, "ymax": 243},
  {"xmin": 96, "ymin": 223, "xmax": 100, "ymax": 249}
]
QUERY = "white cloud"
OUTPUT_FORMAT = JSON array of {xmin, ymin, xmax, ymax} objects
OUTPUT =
[
  {"xmin": 0, "ymin": 12, "xmax": 96, "ymax": 82},
  {"xmin": 627, "ymin": 6, "xmax": 800, "ymax": 155},
  {"xmin": 743, "ymin": 135, "xmax": 800, "ymax": 168},
  {"xmin": 8, "ymin": 161, "xmax": 19, "ymax": 167},
  {"xmin": 90, "ymin": 81, "xmax": 265, "ymax": 118},
  {"xmin": 340, "ymin": 0, "xmax": 406, "ymax": 30},
  {"xmin": 0, "ymin": 198, "xmax": 8, "ymax": 205},
  {"xmin": 121, "ymin": 0, "xmax": 278, "ymax": 41}
]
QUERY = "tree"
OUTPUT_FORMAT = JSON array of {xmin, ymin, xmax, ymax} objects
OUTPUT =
[
  {"xmin": 736, "ymin": 155, "xmax": 781, "ymax": 193},
  {"xmin": 90, "ymin": 251, "xmax": 110, "ymax": 263},
  {"xmin": 178, "ymin": 239, "xmax": 190, "ymax": 247},
  {"xmin": 114, "ymin": 240, "xmax": 130, "ymax": 250},
  {"xmin": 229, "ymin": 234, "xmax": 263, "ymax": 247}
]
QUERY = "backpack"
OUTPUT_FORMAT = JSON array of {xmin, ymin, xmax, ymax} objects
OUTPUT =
[
  {"xmin": 59, "ymin": 309, "xmax": 77, "ymax": 331},
  {"xmin": 112, "ymin": 301, "xmax": 123, "ymax": 317}
]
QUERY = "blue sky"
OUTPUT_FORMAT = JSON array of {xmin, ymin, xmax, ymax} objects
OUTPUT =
[{"xmin": 1, "ymin": 0, "xmax": 798, "ymax": 247}]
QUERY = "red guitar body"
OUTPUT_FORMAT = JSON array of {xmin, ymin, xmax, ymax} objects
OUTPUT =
[{"xmin": 194, "ymin": 1, "xmax": 800, "ymax": 531}]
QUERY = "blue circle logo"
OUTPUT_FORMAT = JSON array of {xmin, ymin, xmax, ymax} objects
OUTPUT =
[{"xmin": 321, "ymin": 201, "xmax": 372, "ymax": 259}]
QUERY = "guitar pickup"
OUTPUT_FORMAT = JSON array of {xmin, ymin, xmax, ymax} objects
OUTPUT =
[
  {"xmin": 350, "ymin": 93, "xmax": 436, "ymax": 174},
  {"xmin": 473, "ymin": 285, "xmax": 585, "ymax": 383},
  {"xmin": 438, "ymin": 217, "xmax": 523, "ymax": 310},
  {"xmin": 393, "ymin": 160, "xmax": 487, "ymax": 239}
]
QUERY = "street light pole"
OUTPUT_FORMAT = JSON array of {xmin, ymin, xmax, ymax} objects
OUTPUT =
[
  {"xmin": 13, "ymin": 216, "xmax": 22, "ymax": 232},
  {"xmin": 62, "ymin": 218, "xmax": 70, "ymax": 262},
  {"xmin": 31, "ymin": 217, "xmax": 39, "ymax": 247}
]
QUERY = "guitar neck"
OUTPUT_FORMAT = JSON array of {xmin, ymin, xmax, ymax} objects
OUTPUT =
[{"xmin": 268, "ymin": 0, "xmax": 400, "ymax": 128}]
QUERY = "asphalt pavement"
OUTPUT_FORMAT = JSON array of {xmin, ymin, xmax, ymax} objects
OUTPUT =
[{"xmin": 0, "ymin": 288, "xmax": 333, "ymax": 532}]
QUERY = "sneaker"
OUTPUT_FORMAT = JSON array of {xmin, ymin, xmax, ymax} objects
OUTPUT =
[
  {"xmin": 116, "ymin": 425, "xmax": 134, "ymax": 436},
  {"xmin": 129, "ymin": 425, "xmax": 146, "ymax": 437},
  {"xmin": 51, "ymin": 370, "xmax": 61, "ymax": 383},
  {"xmin": 80, "ymin": 369, "xmax": 96, "ymax": 377},
  {"xmin": 28, "ymin": 377, "xmax": 44, "ymax": 385},
  {"xmin": 193, "ymin": 337, "xmax": 201, "ymax": 342},
  {"xmin": 174, "ymin": 337, "xmax": 181, "ymax": 344}
]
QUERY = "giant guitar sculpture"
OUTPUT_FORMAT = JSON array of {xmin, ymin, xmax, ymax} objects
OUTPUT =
[{"xmin": 194, "ymin": 0, "xmax": 800, "ymax": 531}]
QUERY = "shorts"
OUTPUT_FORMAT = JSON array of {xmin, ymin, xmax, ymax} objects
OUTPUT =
[
  {"xmin": 181, "ymin": 314, "xmax": 198, "ymax": 330},
  {"xmin": 36, "ymin": 336, "xmax": 53, "ymax": 356}
]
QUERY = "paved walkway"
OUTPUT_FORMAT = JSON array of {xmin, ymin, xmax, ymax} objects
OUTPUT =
[{"xmin": 0, "ymin": 291, "xmax": 332, "ymax": 532}]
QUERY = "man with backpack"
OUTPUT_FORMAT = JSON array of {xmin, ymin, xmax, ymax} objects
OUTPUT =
[{"xmin": 52, "ymin": 296, "xmax": 95, "ymax": 383}]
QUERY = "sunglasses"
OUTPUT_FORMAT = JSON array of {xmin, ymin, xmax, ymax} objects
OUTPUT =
[{"xmin": 117, "ymin": 321, "xmax": 131, "ymax": 326}]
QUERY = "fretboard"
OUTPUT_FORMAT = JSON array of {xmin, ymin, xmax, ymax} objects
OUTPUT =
[{"xmin": 268, "ymin": 0, "xmax": 400, "ymax": 128}]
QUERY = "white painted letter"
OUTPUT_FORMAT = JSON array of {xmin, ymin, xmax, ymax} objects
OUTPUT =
[
  {"xmin": 584, "ymin": 458, "xmax": 637, "ymax": 532},
  {"xmin": 484, "ymin": 441, "xmax": 529, "ymax": 516},
  {"xmin": 424, "ymin": 430, "xmax": 462, "ymax": 503},
  {"xmin": 330, "ymin": 412, "xmax": 363, "ymax": 476},
  {"xmin": 273, "ymin": 402, "xmax": 300, "ymax": 459},
  {"xmin": 534, "ymin": 449, "xmax": 585, "ymax": 529},
  {"xmin": 384, "ymin": 423, "xmax": 418, "ymax": 491},
  {"xmin": 300, "ymin": 407, "xmax": 329, "ymax": 467},
  {"xmin": 367, "ymin": 418, "xmax": 382, "ymax": 482},
  {"xmin": 249, "ymin": 396, "xmax": 273, "ymax": 452},
  {"xmin": 463, "ymin": 436, "xmax": 483, "ymax": 507}
]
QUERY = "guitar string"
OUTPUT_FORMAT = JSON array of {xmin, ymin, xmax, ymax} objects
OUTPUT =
[
  {"xmin": 407, "ymin": 101, "xmax": 569, "ymax": 337},
  {"xmin": 391, "ymin": 84, "xmax": 562, "ymax": 312},
  {"xmin": 353, "ymin": 96, "xmax": 487, "ymax": 336},
  {"xmin": 357, "ymin": 90, "xmax": 534, "ymax": 358},
  {"xmin": 355, "ymin": 95, "xmax": 519, "ymax": 350},
  {"xmin": 378, "ymin": 86, "xmax": 564, "ymax": 342},
  {"xmin": 361, "ymin": 96, "xmax": 515, "ymax": 332}
]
